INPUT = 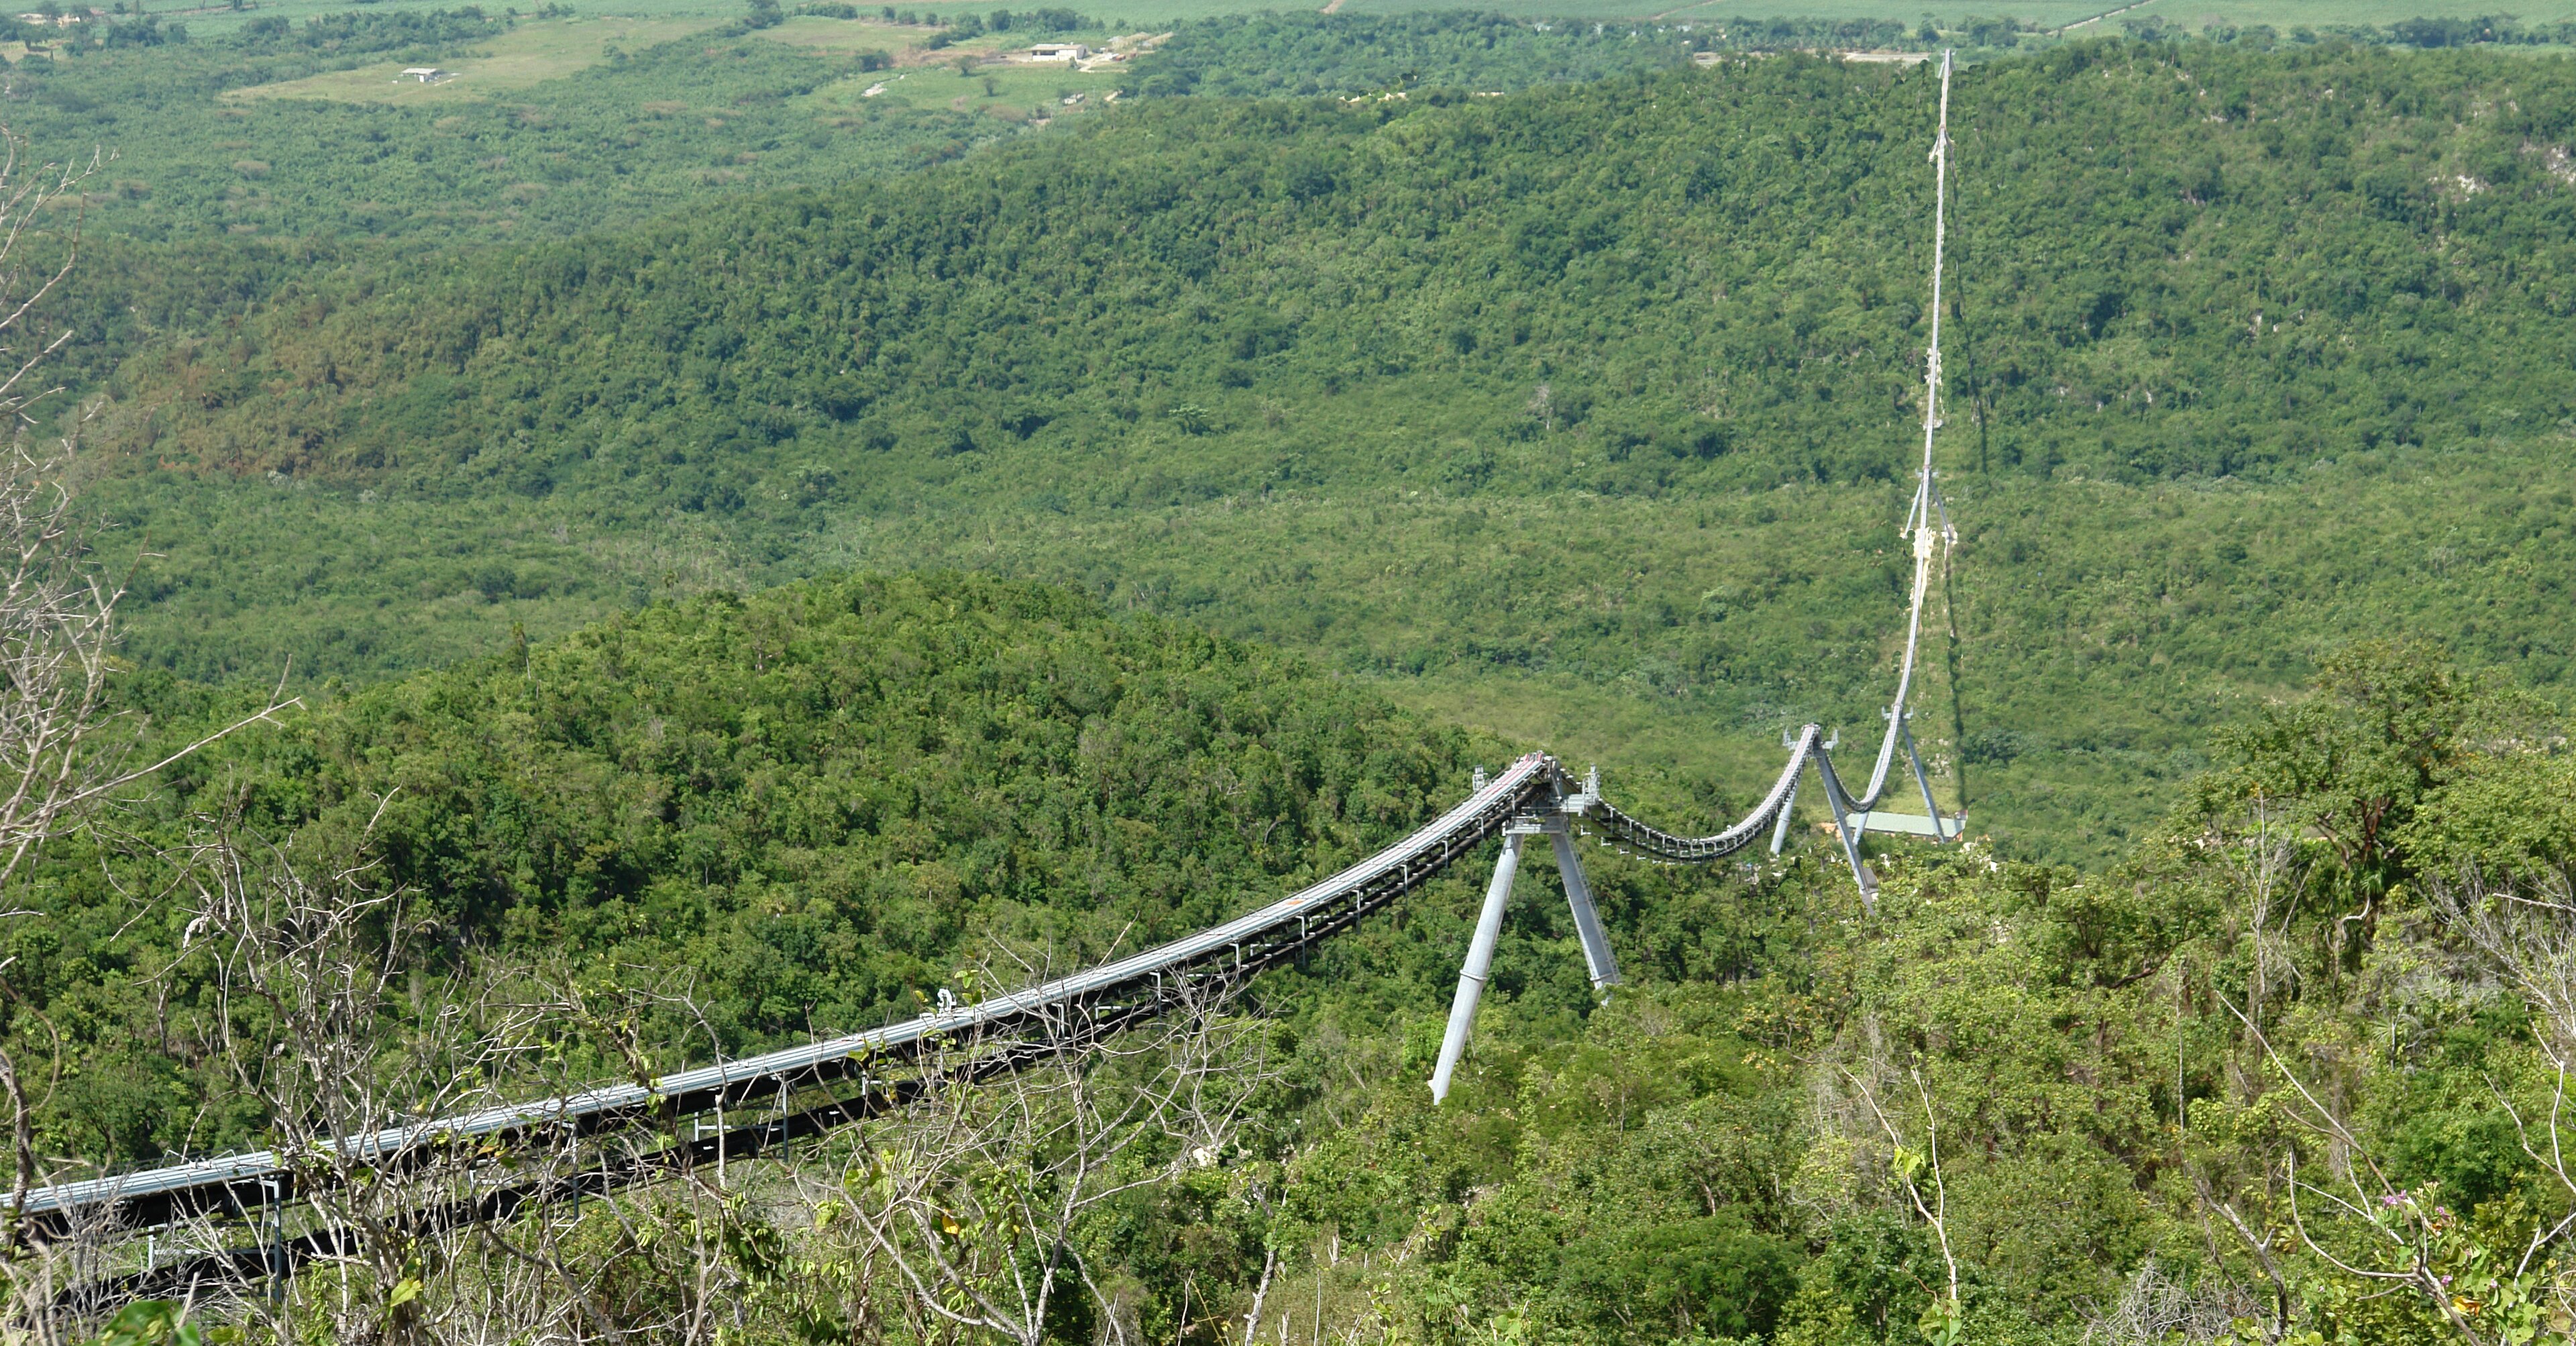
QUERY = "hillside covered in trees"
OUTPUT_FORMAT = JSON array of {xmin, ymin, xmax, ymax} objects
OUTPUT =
[
  {"xmin": 30, "ymin": 574, "xmax": 1497, "ymax": 1161},
  {"xmin": 16, "ymin": 578, "xmax": 2576, "ymax": 1346},
  {"xmin": 0, "ymin": 12, "xmax": 2570, "ymax": 1343},
  {"xmin": 54, "ymin": 40, "xmax": 2576, "ymax": 862}
]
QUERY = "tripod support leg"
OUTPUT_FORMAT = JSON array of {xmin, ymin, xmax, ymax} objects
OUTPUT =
[
  {"xmin": 1432, "ymin": 830, "xmax": 1524, "ymax": 1104},
  {"xmin": 1901, "ymin": 717, "xmax": 1954, "ymax": 841},
  {"xmin": 1548, "ymin": 826, "xmax": 1620, "ymax": 998},
  {"xmin": 1769, "ymin": 776, "xmax": 1800, "ymax": 856}
]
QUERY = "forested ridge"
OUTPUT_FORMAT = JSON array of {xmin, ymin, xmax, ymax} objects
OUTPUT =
[
  {"xmin": 62, "ymin": 40, "xmax": 2576, "ymax": 860},
  {"xmin": 29, "ymin": 574, "xmax": 1493, "ymax": 1157},
  {"xmin": 115, "ymin": 43, "xmax": 2576, "ymax": 490}
]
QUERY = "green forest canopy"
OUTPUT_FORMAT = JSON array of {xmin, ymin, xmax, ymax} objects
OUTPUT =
[
  {"xmin": 29, "ymin": 582, "xmax": 2576, "ymax": 1344},
  {"xmin": 11, "ymin": 23, "xmax": 2576, "ymax": 1343},
  {"xmin": 50, "ymin": 40, "xmax": 2576, "ymax": 861},
  {"xmin": 29, "ymin": 573, "xmax": 1496, "ymax": 1160}
]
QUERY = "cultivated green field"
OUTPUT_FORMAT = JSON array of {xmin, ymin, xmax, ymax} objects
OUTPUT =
[
  {"xmin": 199, "ymin": 12, "xmax": 1054, "ymax": 83},
  {"xmin": 156, "ymin": 0, "xmax": 2576, "ymax": 42},
  {"xmin": 221, "ymin": 14, "xmax": 729, "ymax": 101},
  {"xmin": 212, "ymin": 11, "xmax": 1134, "ymax": 119}
]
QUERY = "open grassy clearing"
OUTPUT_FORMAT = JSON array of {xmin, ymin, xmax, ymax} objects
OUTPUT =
[
  {"xmin": 804, "ymin": 58, "xmax": 1118, "ymax": 117},
  {"xmin": 217, "ymin": 11, "xmax": 1147, "ymax": 109},
  {"xmin": 796, "ymin": 29, "xmax": 1149, "ymax": 117},
  {"xmin": 220, "ymin": 15, "xmax": 729, "ymax": 101},
  {"xmin": 157, "ymin": 0, "xmax": 2576, "ymax": 40}
]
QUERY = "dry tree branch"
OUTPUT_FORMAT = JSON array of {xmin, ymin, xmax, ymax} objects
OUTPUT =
[
  {"xmin": 1842, "ymin": 1064, "xmax": 1961, "ymax": 1324},
  {"xmin": 144, "ymin": 822, "xmax": 647, "ymax": 1346},
  {"xmin": 2212, "ymin": 991, "xmax": 2518, "ymax": 1345},
  {"xmin": 827, "ymin": 964, "xmax": 1278, "ymax": 1346},
  {"xmin": 0, "ymin": 122, "xmax": 305, "ymax": 1269}
]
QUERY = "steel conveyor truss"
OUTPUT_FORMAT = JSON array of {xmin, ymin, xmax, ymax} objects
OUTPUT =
[
  {"xmin": 32, "ymin": 752, "xmax": 1571, "ymax": 1282},
  {"xmin": 35, "ymin": 729, "xmax": 1947, "ymax": 1290},
  {"xmin": 33, "ymin": 48, "xmax": 1980, "ymax": 1305}
]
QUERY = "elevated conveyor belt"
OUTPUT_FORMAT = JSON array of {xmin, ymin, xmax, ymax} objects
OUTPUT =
[
  {"xmin": 16, "ymin": 752, "xmax": 1565, "ymax": 1237},
  {"xmin": 34, "ymin": 54, "xmax": 1978, "ymax": 1294},
  {"xmin": 17, "ymin": 728, "xmax": 1945, "ymax": 1245}
]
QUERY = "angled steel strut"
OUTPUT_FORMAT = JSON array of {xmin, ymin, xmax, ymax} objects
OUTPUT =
[{"xmin": 1428, "ymin": 809, "xmax": 1620, "ymax": 1104}]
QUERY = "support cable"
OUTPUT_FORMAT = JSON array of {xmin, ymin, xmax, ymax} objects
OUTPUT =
[{"xmin": 1856, "ymin": 50, "xmax": 1961, "ymax": 821}]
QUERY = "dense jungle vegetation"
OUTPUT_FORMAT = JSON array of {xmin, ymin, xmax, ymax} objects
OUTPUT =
[
  {"xmin": 50, "ymin": 40, "xmax": 2576, "ymax": 861},
  {"xmin": 1120, "ymin": 5, "xmax": 2576, "ymax": 98},
  {"xmin": 1119, "ymin": 13, "xmax": 1702, "ymax": 98},
  {"xmin": 7, "ymin": 5, "xmax": 1060, "ymax": 415},
  {"xmin": 24, "ymin": 578, "xmax": 2576, "ymax": 1346},
  {"xmin": 15, "ymin": 7, "xmax": 1755, "ymax": 430},
  {"xmin": 11, "ymin": 22, "xmax": 2576, "ymax": 1343},
  {"xmin": 9, "ymin": 7, "xmax": 1010, "ymax": 248}
]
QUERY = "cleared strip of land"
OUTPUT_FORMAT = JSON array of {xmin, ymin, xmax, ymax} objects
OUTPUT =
[{"xmin": 221, "ymin": 16, "xmax": 730, "ymax": 103}]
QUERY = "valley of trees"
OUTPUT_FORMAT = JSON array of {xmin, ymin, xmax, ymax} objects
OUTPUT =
[
  {"xmin": 50, "ymin": 40, "xmax": 2576, "ymax": 859},
  {"xmin": 0, "ymin": 14, "xmax": 2573, "ymax": 1346},
  {"xmin": 7, "ymin": 7, "xmax": 1008, "ymax": 248}
]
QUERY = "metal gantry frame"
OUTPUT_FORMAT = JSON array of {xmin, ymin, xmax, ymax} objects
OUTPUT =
[
  {"xmin": 1801, "ymin": 48, "xmax": 1967, "ymax": 886},
  {"xmin": 1428, "ymin": 809, "xmax": 1621, "ymax": 1104}
]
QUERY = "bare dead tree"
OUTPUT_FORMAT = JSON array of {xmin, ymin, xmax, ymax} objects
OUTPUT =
[
  {"xmin": 0, "ymin": 121, "xmax": 299, "ymax": 1252},
  {"xmin": 132, "ymin": 815, "xmax": 669, "ymax": 1346},
  {"xmin": 176, "ymin": 813, "xmax": 502, "ymax": 1343},
  {"xmin": 2431, "ymin": 868, "xmax": 2576, "ymax": 1057},
  {"xmin": 2158, "ymin": 862, "xmax": 2576, "ymax": 1345},
  {"xmin": 2198, "ymin": 894, "xmax": 2576, "ymax": 1346},
  {"xmin": 2078, "ymin": 1257, "xmax": 2257, "ymax": 1346},
  {"xmin": 2170, "ymin": 864, "xmax": 2371, "ymax": 1344},
  {"xmin": 0, "ymin": 129, "xmax": 290, "ymax": 902},
  {"xmin": 2193, "ymin": 794, "xmax": 2304, "ymax": 1034},
  {"xmin": 2430, "ymin": 870, "xmax": 2576, "ymax": 1296},
  {"xmin": 814, "ymin": 970, "xmax": 1279, "ymax": 1346},
  {"xmin": 0, "ymin": 129, "xmax": 91, "ymax": 450},
  {"xmin": 1841, "ymin": 1063, "xmax": 1962, "ymax": 1346}
]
